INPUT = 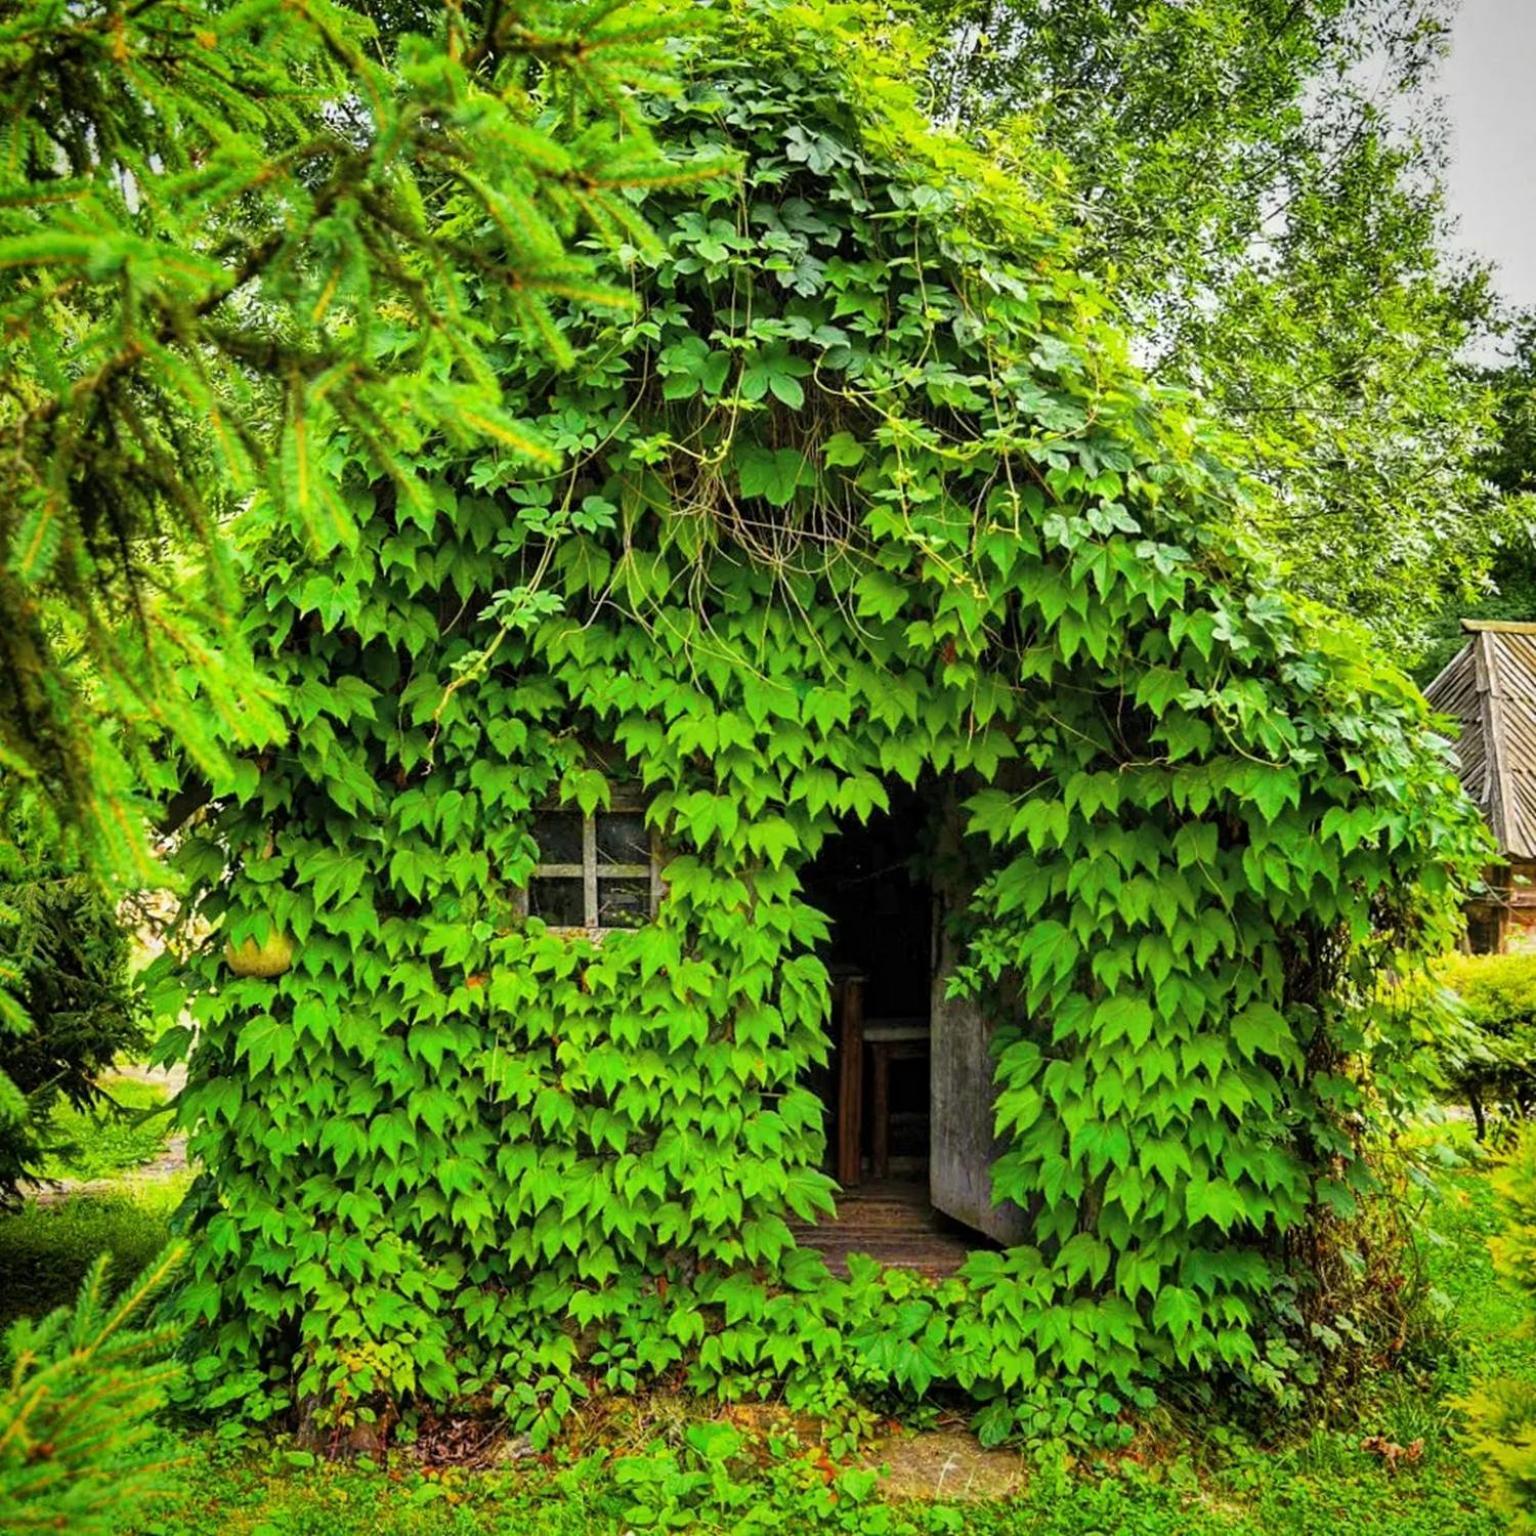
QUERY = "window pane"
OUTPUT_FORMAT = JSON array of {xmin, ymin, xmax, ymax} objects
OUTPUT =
[
  {"xmin": 533, "ymin": 811, "xmax": 583, "ymax": 865},
  {"xmin": 529, "ymin": 877, "xmax": 585, "ymax": 926},
  {"xmin": 597, "ymin": 877, "xmax": 651, "ymax": 929},
  {"xmin": 597, "ymin": 812, "xmax": 649, "ymax": 865}
]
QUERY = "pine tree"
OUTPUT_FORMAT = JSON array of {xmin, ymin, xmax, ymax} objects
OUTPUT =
[
  {"xmin": 0, "ymin": 1244, "xmax": 186, "ymax": 1534},
  {"xmin": 0, "ymin": 812, "xmax": 145, "ymax": 1196},
  {"xmin": 0, "ymin": 0, "xmax": 722, "ymax": 882}
]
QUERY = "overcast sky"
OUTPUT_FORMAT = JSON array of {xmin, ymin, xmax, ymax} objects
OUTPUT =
[{"xmin": 1444, "ymin": 0, "xmax": 1536, "ymax": 311}]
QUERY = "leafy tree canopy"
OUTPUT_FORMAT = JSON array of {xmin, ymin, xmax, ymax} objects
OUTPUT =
[
  {"xmin": 936, "ymin": 0, "xmax": 1511, "ymax": 658},
  {"xmin": 1415, "ymin": 315, "xmax": 1536, "ymax": 681}
]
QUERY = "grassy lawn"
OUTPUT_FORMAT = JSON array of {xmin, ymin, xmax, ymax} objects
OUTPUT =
[
  {"xmin": 122, "ymin": 1420, "xmax": 1507, "ymax": 1536},
  {"xmin": 1, "ymin": 1134, "xmax": 1519, "ymax": 1535},
  {"xmin": 36, "ymin": 1073, "xmax": 176, "ymax": 1183},
  {"xmin": 0, "ymin": 1072, "xmax": 185, "ymax": 1327}
]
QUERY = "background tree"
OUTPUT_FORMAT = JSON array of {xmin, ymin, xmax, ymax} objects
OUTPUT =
[
  {"xmin": 1417, "ymin": 312, "xmax": 1536, "ymax": 680},
  {"xmin": 935, "ymin": 0, "xmax": 1510, "ymax": 659}
]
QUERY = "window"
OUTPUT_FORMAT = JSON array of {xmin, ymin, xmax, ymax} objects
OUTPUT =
[{"xmin": 524, "ymin": 804, "xmax": 661, "ymax": 931}]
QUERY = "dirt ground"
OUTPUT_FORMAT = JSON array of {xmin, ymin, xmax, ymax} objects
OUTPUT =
[{"xmin": 867, "ymin": 1425, "xmax": 1027, "ymax": 1500}]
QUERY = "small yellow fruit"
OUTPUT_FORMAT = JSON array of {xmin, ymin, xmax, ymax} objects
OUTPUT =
[{"xmin": 224, "ymin": 930, "xmax": 295, "ymax": 979}]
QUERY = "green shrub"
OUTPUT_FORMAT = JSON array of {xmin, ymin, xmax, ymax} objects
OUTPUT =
[
  {"xmin": 1461, "ymin": 1129, "xmax": 1536, "ymax": 1530},
  {"xmin": 0, "ymin": 1192, "xmax": 178, "ymax": 1329},
  {"xmin": 1434, "ymin": 952, "xmax": 1536, "ymax": 1139},
  {"xmin": 0, "ymin": 1243, "xmax": 185, "ymax": 1534}
]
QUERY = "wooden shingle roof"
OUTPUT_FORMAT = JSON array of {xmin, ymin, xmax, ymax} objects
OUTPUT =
[{"xmin": 1425, "ymin": 620, "xmax": 1536, "ymax": 862}]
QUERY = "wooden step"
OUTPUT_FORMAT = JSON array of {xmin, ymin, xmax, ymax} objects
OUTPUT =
[{"xmin": 790, "ymin": 1179, "xmax": 978, "ymax": 1278}]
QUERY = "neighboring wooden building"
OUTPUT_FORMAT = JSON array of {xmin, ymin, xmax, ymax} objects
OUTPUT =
[{"xmin": 1425, "ymin": 620, "xmax": 1536, "ymax": 950}]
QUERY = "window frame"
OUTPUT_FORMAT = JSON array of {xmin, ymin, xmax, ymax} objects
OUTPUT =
[{"xmin": 521, "ymin": 799, "xmax": 663, "ymax": 933}]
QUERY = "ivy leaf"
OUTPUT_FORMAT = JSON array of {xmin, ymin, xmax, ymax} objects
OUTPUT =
[
  {"xmin": 235, "ymin": 1014, "xmax": 293, "ymax": 1075},
  {"xmin": 853, "ymin": 567, "xmax": 907, "ymax": 621},
  {"xmin": 1019, "ymin": 920, "xmax": 1079, "ymax": 989},
  {"xmin": 747, "ymin": 817, "xmax": 799, "ymax": 866},
  {"xmin": 1094, "ymin": 995, "xmax": 1154, "ymax": 1048},
  {"xmin": 1185, "ymin": 1177, "xmax": 1247, "ymax": 1232},
  {"xmin": 409, "ymin": 1024, "xmax": 457, "ymax": 1072},
  {"xmin": 781, "ymin": 1166, "xmax": 835, "ymax": 1222},
  {"xmin": 372, "ymin": 1111, "xmax": 416, "ymax": 1164},
  {"xmin": 300, "ymin": 849, "xmax": 366, "ymax": 909},
  {"xmin": 735, "ymin": 445, "xmax": 808, "ymax": 507},
  {"xmin": 658, "ymin": 335, "xmax": 730, "ymax": 400},
  {"xmin": 536, "ymin": 1088, "xmax": 576, "ymax": 1136},
  {"xmin": 389, "ymin": 847, "xmax": 428, "ymax": 900},
  {"xmin": 1247, "ymin": 765, "xmax": 1301, "ymax": 822},
  {"xmin": 1133, "ymin": 665, "xmax": 1187, "ymax": 717},
  {"xmin": 739, "ymin": 342, "xmax": 811, "ymax": 408},
  {"xmin": 1152, "ymin": 1286, "xmax": 1204, "ymax": 1341},
  {"xmin": 1232, "ymin": 1002, "xmax": 1296, "ymax": 1065},
  {"xmin": 822, "ymin": 431, "xmax": 866, "ymax": 468}
]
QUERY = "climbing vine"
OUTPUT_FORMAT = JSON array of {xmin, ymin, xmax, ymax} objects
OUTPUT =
[{"xmin": 148, "ymin": 0, "xmax": 1487, "ymax": 1447}]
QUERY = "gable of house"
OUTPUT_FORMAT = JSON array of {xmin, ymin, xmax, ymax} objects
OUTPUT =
[{"xmin": 1426, "ymin": 620, "xmax": 1536, "ymax": 861}]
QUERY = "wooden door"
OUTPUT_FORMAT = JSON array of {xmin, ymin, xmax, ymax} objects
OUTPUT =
[{"xmin": 928, "ymin": 805, "xmax": 1028, "ymax": 1245}]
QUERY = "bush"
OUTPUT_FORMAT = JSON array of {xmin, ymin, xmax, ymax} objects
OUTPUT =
[
  {"xmin": 1434, "ymin": 953, "xmax": 1536, "ymax": 1139},
  {"xmin": 0, "ymin": 1243, "xmax": 186, "ymax": 1535},
  {"xmin": 0, "ymin": 1192, "xmax": 179, "ymax": 1330},
  {"xmin": 1461, "ymin": 1129, "xmax": 1536, "ymax": 1530},
  {"xmin": 0, "ymin": 833, "xmax": 146, "ymax": 1196}
]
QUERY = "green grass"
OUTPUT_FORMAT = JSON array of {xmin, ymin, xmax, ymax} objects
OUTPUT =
[
  {"xmin": 37, "ymin": 1074, "xmax": 176, "ymax": 1182},
  {"xmin": 120, "ymin": 1429, "xmax": 1509, "ymax": 1536},
  {"xmin": 0, "ymin": 1131, "xmax": 1516, "ymax": 1535}
]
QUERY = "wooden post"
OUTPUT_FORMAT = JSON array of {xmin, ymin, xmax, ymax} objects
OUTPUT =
[
  {"xmin": 871, "ymin": 1043, "xmax": 890, "ymax": 1182},
  {"xmin": 837, "ymin": 973, "xmax": 864, "ymax": 1187}
]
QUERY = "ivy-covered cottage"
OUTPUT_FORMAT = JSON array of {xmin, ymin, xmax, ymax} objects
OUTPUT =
[
  {"xmin": 158, "ymin": 4, "xmax": 1480, "ymax": 1445},
  {"xmin": 1426, "ymin": 619, "xmax": 1536, "ymax": 951}
]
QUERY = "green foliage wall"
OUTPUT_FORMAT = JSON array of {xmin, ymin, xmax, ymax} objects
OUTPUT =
[{"xmin": 151, "ymin": 0, "xmax": 1486, "ymax": 1444}]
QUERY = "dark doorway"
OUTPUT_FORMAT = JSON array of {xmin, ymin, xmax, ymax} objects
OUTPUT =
[
  {"xmin": 800, "ymin": 780, "xmax": 933, "ymax": 1187},
  {"xmin": 801, "ymin": 781, "xmax": 933, "ymax": 1027},
  {"xmin": 793, "ymin": 781, "xmax": 1009, "ymax": 1275},
  {"xmin": 795, "ymin": 782, "xmax": 984, "ymax": 1273}
]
